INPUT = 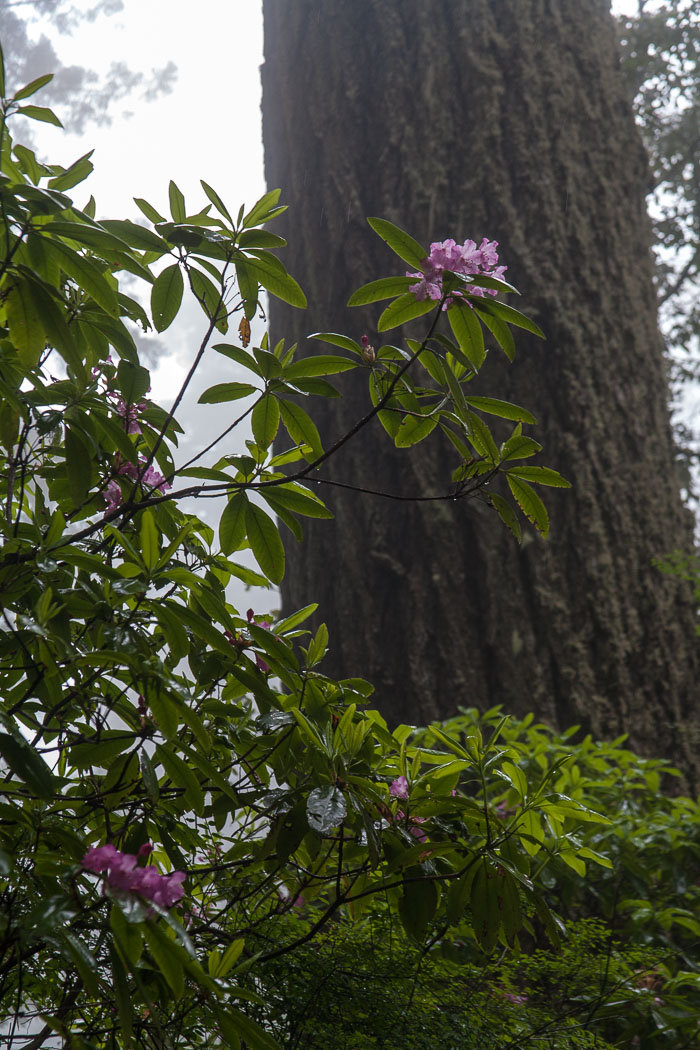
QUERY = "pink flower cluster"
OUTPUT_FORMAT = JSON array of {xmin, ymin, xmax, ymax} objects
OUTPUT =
[
  {"xmin": 407, "ymin": 237, "xmax": 507, "ymax": 308},
  {"xmin": 82, "ymin": 842, "xmax": 186, "ymax": 909},
  {"xmin": 115, "ymin": 397, "xmax": 147, "ymax": 436},
  {"xmin": 90, "ymin": 357, "xmax": 170, "ymax": 515},
  {"xmin": 104, "ymin": 456, "xmax": 171, "ymax": 514},
  {"xmin": 389, "ymin": 776, "xmax": 428, "ymax": 842},
  {"xmin": 390, "ymin": 775, "xmax": 409, "ymax": 799}
]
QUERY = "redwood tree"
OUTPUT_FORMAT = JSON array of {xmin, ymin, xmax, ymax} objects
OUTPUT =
[{"xmin": 261, "ymin": 0, "xmax": 699, "ymax": 779}]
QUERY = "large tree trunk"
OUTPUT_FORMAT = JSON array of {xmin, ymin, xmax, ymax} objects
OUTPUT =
[{"xmin": 261, "ymin": 0, "xmax": 699, "ymax": 782}]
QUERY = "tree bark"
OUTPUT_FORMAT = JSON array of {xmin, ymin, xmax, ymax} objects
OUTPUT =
[{"xmin": 261, "ymin": 0, "xmax": 699, "ymax": 783}]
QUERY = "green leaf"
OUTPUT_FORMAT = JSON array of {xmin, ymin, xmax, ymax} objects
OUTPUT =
[
  {"xmin": 242, "ymin": 188, "xmax": 282, "ymax": 228},
  {"xmin": 0, "ymin": 724, "xmax": 55, "ymax": 798},
  {"xmin": 117, "ymin": 359, "xmax": 150, "ymax": 402},
  {"xmin": 399, "ymin": 876, "xmax": 439, "ymax": 942},
  {"xmin": 198, "ymin": 381, "xmax": 256, "ymax": 405},
  {"xmin": 306, "ymin": 622, "xmax": 329, "ymax": 668},
  {"xmin": 165, "ymin": 601, "xmax": 231, "ymax": 655},
  {"xmin": 576, "ymin": 846, "xmax": 613, "ymax": 869},
  {"xmin": 447, "ymin": 302, "xmax": 485, "ymax": 369},
  {"xmin": 6, "ymin": 278, "xmax": 45, "ymax": 367},
  {"xmin": 168, "ymin": 180, "xmax": 186, "ymax": 222},
  {"xmin": 60, "ymin": 932, "xmax": 98, "ymax": 997},
  {"xmin": 559, "ymin": 849, "xmax": 586, "ymax": 877},
  {"xmin": 465, "ymin": 411, "xmax": 500, "ymax": 464},
  {"xmin": 210, "ymin": 938, "xmax": 245, "ymax": 978},
  {"xmin": 447, "ymin": 863, "xmax": 479, "ymax": 924},
  {"xmin": 47, "ymin": 152, "xmax": 94, "ymax": 191},
  {"xmin": 17, "ymin": 271, "xmax": 83, "ymax": 374},
  {"xmin": 218, "ymin": 1006, "xmax": 280, "ymax": 1050},
  {"xmin": 17, "ymin": 104, "xmax": 62, "ymax": 127},
  {"xmin": 502, "ymin": 760, "xmax": 528, "ymax": 799},
  {"xmin": 246, "ymin": 253, "xmax": 306, "ymax": 308},
  {"xmin": 347, "ymin": 275, "xmax": 415, "ymax": 306},
  {"xmin": 190, "ymin": 266, "xmax": 228, "ymax": 332},
  {"xmin": 237, "ymin": 229, "xmax": 286, "ymax": 249},
  {"xmin": 465, "ymin": 396, "xmax": 537, "ymax": 424},
  {"xmin": 498, "ymin": 870, "xmax": 523, "ymax": 946},
  {"xmin": 139, "ymin": 509, "xmax": 160, "ymax": 571},
  {"xmin": 489, "ymin": 493, "xmax": 522, "ymax": 543},
  {"xmin": 261, "ymin": 483, "xmax": 333, "ymax": 520},
  {"xmin": 471, "ymin": 859, "xmax": 500, "ymax": 952},
  {"xmin": 219, "ymin": 492, "xmax": 249, "ymax": 555},
  {"xmin": 506, "ymin": 465, "xmax": 571, "ymax": 488},
  {"xmin": 134, "ymin": 197, "xmax": 167, "ymax": 224},
  {"xmin": 140, "ymin": 749, "xmax": 160, "ymax": 800},
  {"xmin": 41, "ymin": 219, "xmax": 126, "ymax": 253},
  {"xmin": 246, "ymin": 502, "xmax": 285, "ymax": 584},
  {"xmin": 476, "ymin": 304, "xmax": 516, "ymax": 362},
  {"xmin": 151, "ymin": 263, "xmax": 184, "ymax": 332},
  {"xmin": 231, "ymin": 259, "xmax": 256, "ymax": 322},
  {"xmin": 0, "ymin": 42, "xmax": 6, "ymax": 97},
  {"xmin": 394, "ymin": 413, "xmax": 438, "ymax": 448},
  {"xmin": 309, "ymin": 332, "xmax": 363, "ymax": 355},
  {"xmin": 507, "ymin": 475, "xmax": 550, "ymax": 537},
  {"xmin": 13, "ymin": 73, "xmax": 54, "ymax": 101},
  {"xmin": 283, "ymin": 355, "xmax": 355, "ymax": 379},
  {"xmin": 306, "ymin": 785, "xmax": 347, "ymax": 833},
  {"xmin": 109, "ymin": 945, "xmax": 134, "ymax": 1042},
  {"xmin": 274, "ymin": 603, "xmax": 318, "ymax": 634},
  {"xmin": 65, "ymin": 427, "xmax": 92, "ymax": 507},
  {"xmin": 477, "ymin": 300, "xmax": 545, "ymax": 339},
  {"xmin": 377, "ymin": 292, "xmax": 436, "ymax": 332},
  {"xmin": 455, "ymin": 272, "xmax": 520, "ymax": 296},
  {"xmin": 251, "ymin": 395, "xmax": 280, "ymax": 449},
  {"xmin": 367, "ymin": 217, "xmax": 426, "ymax": 268},
  {"xmin": 156, "ymin": 743, "xmax": 204, "ymax": 816},
  {"xmin": 143, "ymin": 924, "xmax": 185, "ymax": 997},
  {"xmin": 279, "ymin": 399, "xmax": 323, "ymax": 460},
  {"xmin": 13, "ymin": 144, "xmax": 44, "ymax": 184},
  {"xmin": 44, "ymin": 238, "xmax": 119, "ymax": 316},
  {"xmin": 200, "ymin": 179, "xmax": 232, "ymax": 223},
  {"xmin": 500, "ymin": 434, "xmax": 542, "ymax": 461},
  {"xmin": 101, "ymin": 219, "xmax": 170, "ymax": 253}
]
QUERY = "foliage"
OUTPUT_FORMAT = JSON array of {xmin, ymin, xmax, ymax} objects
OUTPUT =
[
  {"xmin": 430, "ymin": 708, "xmax": 700, "ymax": 1048},
  {"xmin": 239, "ymin": 710, "xmax": 700, "ymax": 1050},
  {"xmin": 0, "ymin": 51, "xmax": 613, "ymax": 1049},
  {"xmin": 246, "ymin": 913, "xmax": 629, "ymax": 1050}
]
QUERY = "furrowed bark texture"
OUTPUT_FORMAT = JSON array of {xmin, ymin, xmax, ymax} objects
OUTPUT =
[{"xmin": 262, "ymin": 0, "xmax": 699, "ymax": 781}]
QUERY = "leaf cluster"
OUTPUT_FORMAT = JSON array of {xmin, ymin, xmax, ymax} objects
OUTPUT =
[{"xmin": 0, "ymin": 60, "xmax": 591, "ymax": 1050}]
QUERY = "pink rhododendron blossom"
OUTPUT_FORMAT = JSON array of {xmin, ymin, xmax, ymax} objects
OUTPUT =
[
  {"xmin": 82, "ymin": 842, "xmax": 120, "ymax": 871},
  {"xmin": 116, "ymin": 457, "xmax": 171, "ymax": 493},
  {"xmin": 81, "ymin": 844, "xmax": 185, "ymax": 908},
  {"xmin": 390, "ymin": 775, "xmax": 409, "ymax": 799},
  {"xmin": 140, "ymin": 462, "xmax": 170, "ymax": 492},
  {"xmin": 114, "ymin": 398, "xmax": 146, "ymax": 435},
  {"xmin": 408, "ymin": 815, "xmax": 428, "ymax": 843},
  {"xmin": 407, "ymin": 236, "xmax": 507, "ymax": 309},
  {"xmin": 103, "ymin": 480, "xmax": 123, "ymax": 513},
  {"xmin": 394, "ymin": 810, "xmax": 428, "ymax": 843}
]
